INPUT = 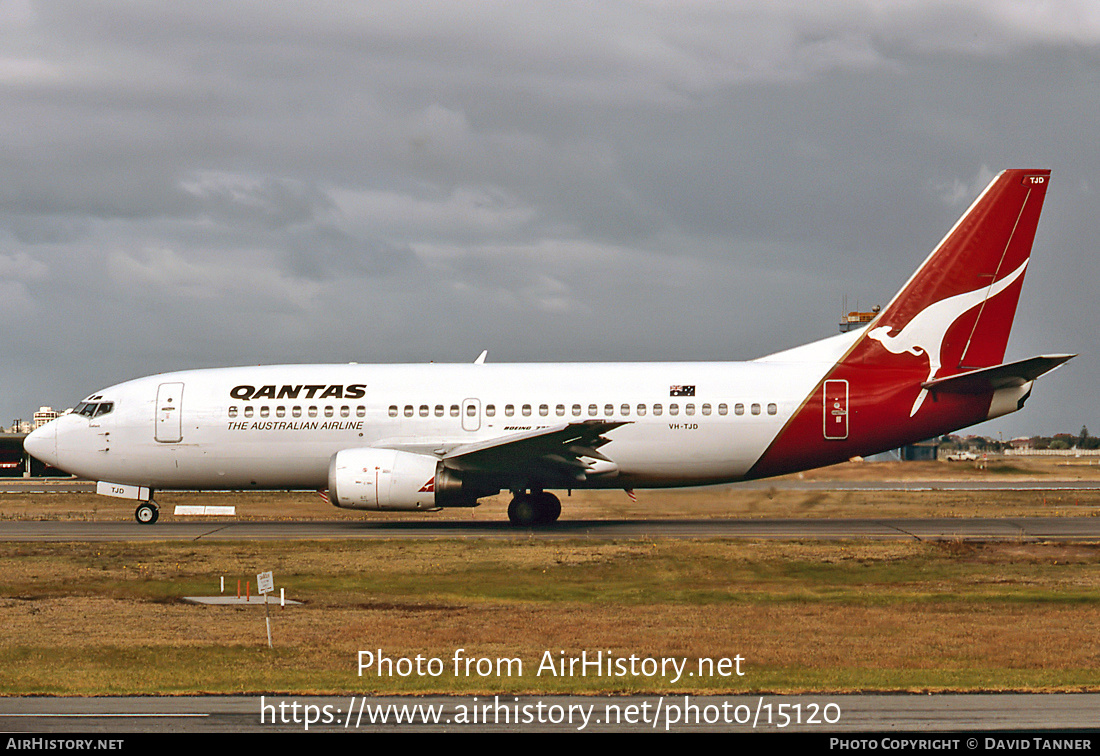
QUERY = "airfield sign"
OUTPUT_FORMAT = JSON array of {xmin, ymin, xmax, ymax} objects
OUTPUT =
[{"xmin": 257, "ymin": 571, "xmax": 275, "ymax": 648}]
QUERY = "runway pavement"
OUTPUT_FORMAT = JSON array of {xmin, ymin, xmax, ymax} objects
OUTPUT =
[
  {"xmin": 2, "ymin": 693, "xmax": 1098, "ymax": 733},
  {"xmin": 0, "ymin": 478, "xmax": 95, "ymax": 493}
]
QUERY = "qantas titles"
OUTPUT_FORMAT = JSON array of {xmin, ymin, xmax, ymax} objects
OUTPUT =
[{"xmin": 230, "ymin": 384, "xmax": 367, "ymax": 401}]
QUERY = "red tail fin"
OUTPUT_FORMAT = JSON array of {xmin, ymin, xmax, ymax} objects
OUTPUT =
[
  {"xmin": 748, "ymin": 169, "xmax": 1052, "ymax": 478},
  {"xmin": 849, "ymin": 169, "xmax": 1050, "ymax": 376}
]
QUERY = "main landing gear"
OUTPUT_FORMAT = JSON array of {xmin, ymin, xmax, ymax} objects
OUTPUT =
[
  {"xmin": 135, "ymin": 501, "xmax": 159, "ymax": 524},
  {"xmin": 507, "ymin": 490, "xmax": 561, "ymax": 527}
]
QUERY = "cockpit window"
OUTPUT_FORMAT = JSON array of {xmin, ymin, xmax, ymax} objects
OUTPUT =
[{"xmin": 75, "ymin": 401, "xmax": 114, "ymax": 418}]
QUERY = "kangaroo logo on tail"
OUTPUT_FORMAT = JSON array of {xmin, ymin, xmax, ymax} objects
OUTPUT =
[{"xmin": 867, "ymin": 257, "xmax": 1029, "ymax": 416}]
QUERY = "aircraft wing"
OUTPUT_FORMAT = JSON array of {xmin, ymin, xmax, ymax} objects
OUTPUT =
[
  {"xmin": 440, "ymin": 420, "xmax": 628, "ymax": 482},
  {"xmin": 922, "ymin": 354, "xmax": 1075, "ymax": 394}
]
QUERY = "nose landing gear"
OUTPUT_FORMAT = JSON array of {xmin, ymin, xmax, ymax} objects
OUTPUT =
[
  {"xmin": 135, "ymin": 501, "xmax": 159, "ymax": 524},
  {"xmin": 506, "ymin": 490, "xmax": 561, "ymax": 526}
]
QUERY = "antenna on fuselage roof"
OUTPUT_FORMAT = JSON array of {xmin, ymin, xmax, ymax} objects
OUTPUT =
[{"xmin": 474, "ymin": 350, "xmax": 488, "ymax": 364}]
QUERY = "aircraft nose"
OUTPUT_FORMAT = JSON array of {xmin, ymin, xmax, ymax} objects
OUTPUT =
[{"xmin": 24, "ymin": 422, "xmax": 58, "ymax": 468}]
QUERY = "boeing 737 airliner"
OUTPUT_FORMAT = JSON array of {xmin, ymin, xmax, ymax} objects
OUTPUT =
[{"xmin": 24, "ymin": 169, "xmax": 1073, "ymax": 525}]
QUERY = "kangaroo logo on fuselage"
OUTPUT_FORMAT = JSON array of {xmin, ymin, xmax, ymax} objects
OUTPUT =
[{"xmin": 867, "ymin": 258, "xmax": 1028, "ymax": 416}]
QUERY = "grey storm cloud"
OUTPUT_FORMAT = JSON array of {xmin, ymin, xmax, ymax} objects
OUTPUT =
[{"xmin": 1, "ymin": 1, "xmax": 1097, "ymax": 438}]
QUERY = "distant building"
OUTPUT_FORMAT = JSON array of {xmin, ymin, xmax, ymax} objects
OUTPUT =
[
  {"xmin": 867, "ymin": 439, "xmax": 940, "ymax": 462},
  {"xmin": 33, "ymin": 407, "xmax": 59, "ymax": 429},
  {"xmin": 902, "ymin": 439, "xmax": 940, "ymax": 461},
  {"xmin": 839, "ymin": 305, "xmax": 880, "ymax": 333}
]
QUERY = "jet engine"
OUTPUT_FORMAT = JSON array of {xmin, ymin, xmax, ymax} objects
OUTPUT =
[{"xmin": 327, "ymin": 448, "xmax": 491, "ymax": 510}]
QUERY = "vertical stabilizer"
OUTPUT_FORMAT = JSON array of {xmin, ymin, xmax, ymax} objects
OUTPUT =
[
  {"xmin": 852, "ymin": 169, "xmax": 1050, "ymax": 379},
  {"xmin": 748, "ymin": 169, "xmax": 1052, "ymax": 478}
]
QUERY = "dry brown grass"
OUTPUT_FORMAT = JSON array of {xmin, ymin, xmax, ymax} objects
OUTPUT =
[
  {"xmin": 4, "ymin": 590, "xmax": 1100, "ymax": 694},
  {"xmin": 778, "ymin": 458, "xmax": 1100, "ymax": 481},
  {"xmin": 2, "ymin": 539, "xmax": 1100, "ymax": 694}
]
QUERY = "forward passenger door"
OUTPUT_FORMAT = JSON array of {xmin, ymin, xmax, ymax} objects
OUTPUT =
[{"xmin": 155, "ymin": 382, "xmax": 184, "ymax": 443}]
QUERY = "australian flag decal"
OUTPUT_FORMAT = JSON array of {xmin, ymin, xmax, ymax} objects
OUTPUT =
[{"xmin": 670, "ymin": 385, "xmax": 696, "ymax": 397}]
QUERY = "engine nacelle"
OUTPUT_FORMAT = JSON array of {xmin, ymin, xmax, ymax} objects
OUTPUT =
[{"xmin": 327, "ymin": 448, "xmax": 494, "ymax": 510}]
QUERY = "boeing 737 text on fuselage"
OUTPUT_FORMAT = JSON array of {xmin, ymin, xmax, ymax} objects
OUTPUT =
[{"xmin": 24, "ymin": 170, "xmax": 1073, "ymax": 525}]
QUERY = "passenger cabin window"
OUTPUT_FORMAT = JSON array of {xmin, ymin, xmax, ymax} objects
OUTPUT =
[
  {"xmin": 403, "ymin": 405, "xmax": 413, "ymax": 417},
  {"xmin": 734, "ymin": 403, "xmax": 744, "ymax": 416},
  {"xmin": 356, "ymin": 406, "xmax": 366, "ymax": 418},
  {"xmin": 418, "ymin": 405, "xmax": 428, "ymax": 417},
  {"xmin": 669, "ymin": 404, "xmax": 679, "ymax": 416},
  {"xmin": 389, "ymin": 406, "xmax": 398, "ymax": 417},
  {"xmin": 621, "ymin": 404, "xmax": 630, "ymax": 416},
  {"xmin": 685, "ymin": 404, "xmax": 695, "ymax": 416},
  {"xmin": 340, "ymin": 406, "xmax": 350, "ymax": 418},
  {"xmin": 539, "ymin": 404, "xmax": 548, "ymax": 416},
  {"xmin": 434, "ymin": 405, "xmax": 444, "ymax": 417},
  {"xmin": 572, "ymin": 404, "xmax": 581, "ymax": 416},
  {"xmin": 637, "ymin": 404, "xmax": 646, "ymax": 416},
  {"xmin": 309, "ymin": 406, "xmax": 318, "ymax": 418},
  {"xmin": 260, "ymin": 406, "xmax": 270, "ymax": 418},
  {"xmin": 276, "ymin": 406, "xmax": 285, "ymax": 418},
  {"xmin": 486, "ymin": 404, "xmax": 496, "ymax": 417},
  {"xmin": 522, "ymin": 404, "xmax": 532, "ymax": 417},
  {"xmin": 701, "ymin": 403, "xmax": 711, "ymax": 416},
  {"xmin": 718, "ymin": 404, "xmax": 728, "ymax": 416},
  {"xmin": 767, "ymin": 403, "xmax": 778, "ymax": 415},
  {"xmin": 450, "ymin": 405, "xmax": 459, "ymax": 417},
  {"xmin": 228, "ymin": 406, "xmax": 238, "ymax": 418},
  {"xmin": 325, "ymin": 406, "xmax": 334, "ymax": 418},
  {"xmin": 751, "ymin": 403, "xmax": 761, "ymax": 415},
  {"xmin": 604, "ymin": 403, "xmax": 614, "ymax": 416},
  {"xmin": 588, "ymin": 404, "xmax": 598, "ymax": 416},
  {"xmin": 556, "ymin": 404, "xmax": 565, "ymax": 416},
  {"xmin": 653, "ymin": 403, "xmax": 663, "ymax": 416},
  {"xmin": 293, "ymin": 406, "xmax": 302, "ymax": 418},
  {"xmin": 505, "ymin": 405, "xmax": 515, "ymax": 417},
  {"xmin": 244, "ymin": 406, "xmax": 254, "ymax": 418}
]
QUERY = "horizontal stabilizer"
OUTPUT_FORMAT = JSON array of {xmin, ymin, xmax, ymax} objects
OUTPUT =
[{"xmin": 921, "ymin": 354, "xmax": 1075, "ymax": 394}]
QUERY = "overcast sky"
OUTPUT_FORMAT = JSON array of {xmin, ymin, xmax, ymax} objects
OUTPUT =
[{"xmin": 1, "ymin": 1, "xmax": 1096, "ymax": 438}]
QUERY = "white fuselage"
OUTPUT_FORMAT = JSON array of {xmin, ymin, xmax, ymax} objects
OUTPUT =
[{"xmin": 33, "ymin": 337, "xmax": 853, "ymax": 492}]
